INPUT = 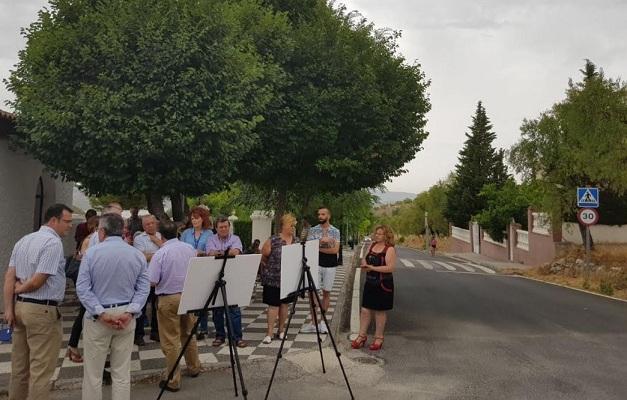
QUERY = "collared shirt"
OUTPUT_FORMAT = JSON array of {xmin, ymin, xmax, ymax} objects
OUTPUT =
[
  {"xmin": 10, "ymin": 225, "xmax": 66, "ymax": 302},
  {"xmin": 133, "ymin": 231, "xmax": 162, "ymax": 254},
  {"xmin": 148, "ymin": 239, "xmax": 196, "ymax": 295},
  {"xmin": 180, "ymin": 228, "xmax": 213, "ymax": 253},
  {"xmin": 206, "ymin": 233, "xmax": 243, "ymax": 254},
  {"xmin": 308, "ymin": 224, "xmax": 341, "ymax": 268},
  {"xmin": 76, "ymin": 236, "xmax": 149, "ymax": 318}
]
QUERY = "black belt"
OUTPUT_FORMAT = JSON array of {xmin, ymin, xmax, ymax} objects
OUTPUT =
[
  {"xmin": 157, "ymin": 293, "xmax": 181, "ymax": 297},
  {"xmin": 102, "ymin": 302, "xmax": 130, "ymax": 309},
  {"xmin": 16, "ymin": 296, "xmax": 59, "ymax": 306}
]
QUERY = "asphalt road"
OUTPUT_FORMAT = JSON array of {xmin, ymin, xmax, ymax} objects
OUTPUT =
[{"xmin": 367, "ymin": 246, "xmax": 627, "ymax": 399}]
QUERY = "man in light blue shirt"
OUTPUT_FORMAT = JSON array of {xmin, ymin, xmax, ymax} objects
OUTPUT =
[
  {"xmin": 148, "ymin": 220, "xmax": 201, "ymax": 392},
  {"xmin": 4, "ymin": 203, "xmax": 73, "ymax": 400},
  {"xmin": 77, "ymin": 213, "xmax": 149, "ymax": 400}
]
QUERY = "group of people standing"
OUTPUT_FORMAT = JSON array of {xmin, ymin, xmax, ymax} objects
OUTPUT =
[{"xmin": 3, "ymin": 201, "xmax": 396, "ymax": 399}]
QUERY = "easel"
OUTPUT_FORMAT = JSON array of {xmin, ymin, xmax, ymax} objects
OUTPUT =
[
  {"xmin": 156, "ymin": 248, "xmax": 248, "ymax": 399},
  {"xmin": 264, "ymin": 240, "xmax": 354, "ymax": 399}
]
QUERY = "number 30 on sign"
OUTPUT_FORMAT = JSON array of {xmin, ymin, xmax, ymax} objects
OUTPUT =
[{"xmin": 577, "ymin": 208, "xmax": 599, "ymax": 226}]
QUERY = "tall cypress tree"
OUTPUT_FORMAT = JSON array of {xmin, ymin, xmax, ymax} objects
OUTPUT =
[{"xmin": 445, "ymin": 101, "xmax": 509, "ymax": 227}]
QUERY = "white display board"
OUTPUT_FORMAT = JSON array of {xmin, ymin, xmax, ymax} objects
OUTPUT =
[
  {"xmin": 280, "ymin": 240, "xmax": 320, "ymax": 299},
  {"xmin": 178, "ymin": 254, "xmax": 262, "ymax": 315}
]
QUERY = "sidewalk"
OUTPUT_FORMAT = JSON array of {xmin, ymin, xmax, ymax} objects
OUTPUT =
[
  {"xmin": 0, "ymin": 250, "xmax": 354, "ymax": 394},
  {"xmin": 444, "ymin": 252, "xmax": 533, "ymax": 272}
]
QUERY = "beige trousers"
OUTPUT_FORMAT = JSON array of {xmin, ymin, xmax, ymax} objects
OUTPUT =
[
  {"xmin": 9, "ymin": 301, "xmax": 63, "ymax": 400},
  {"xmin": 156, "ymin": 293, "xmax": 201, "ymax": 389},
  {"xmin": 82, "ymin": 306, "xmax": 136, "ymax": 400}
]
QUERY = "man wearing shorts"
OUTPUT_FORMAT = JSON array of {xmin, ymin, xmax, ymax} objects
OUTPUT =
[{"xmin": 301, "ymin": 207, "xmax": 340, "ymax": 334}]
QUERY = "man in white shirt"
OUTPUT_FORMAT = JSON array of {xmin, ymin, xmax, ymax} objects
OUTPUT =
[{"xmin": 133, "ymin": 215, "xmax": 163, "ymax": 344}]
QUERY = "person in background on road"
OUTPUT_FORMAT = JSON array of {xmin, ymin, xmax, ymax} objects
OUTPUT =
[
  {"xmin": 206, "ymin": 217, "xmax": 247, "ymax": 348},
  {"xmin": 133, "ymin": 214, "xmax": 164, "ymax": 345},
  {"xmin": 430, "ymin": 234, "xmax": 437, "ymax": 257},
  {"xmin": 179, "ymin": 206, "xmax": 214, "ymax": 339},
  {"xmin": 149, "ymin": 220, "xmax": 202, "ymax": 392},
  {"xmin": 75, "ymin": 209, "xmax": 97, "ymax": 251},
  {"xmin": 76, "ymin": 213, "xmax": 149, "ymax": 400},
  {"xmin": 352, "ymin": 225, "xmax": 397, "ymax": 351},
  {"xmin": 260, "ymin": 213, "xmax": 298, "ymax": 344},
  {"xmin": 301, "ymin": 207, "xmax": 340, "ymax": 334},
  {"xmin": 3, "ymin": 203, "xmax": 73, "ymax": 400}
]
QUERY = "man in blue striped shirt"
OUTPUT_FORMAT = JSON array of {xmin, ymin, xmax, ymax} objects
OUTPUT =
[
  {"xmin": 3, "ymin": 203, "xmax": 73, "ymax": 400},
  {"xmin": 77, "ymin": 213, "xmax": 150, "ymax": 400}
]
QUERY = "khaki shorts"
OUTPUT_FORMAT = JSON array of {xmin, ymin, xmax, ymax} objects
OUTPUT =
[{"xmin": 318, "ymin": 267, "xmax": 336, "ymax": 292}]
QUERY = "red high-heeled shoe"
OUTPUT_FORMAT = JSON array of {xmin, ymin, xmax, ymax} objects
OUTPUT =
[
  {"xmin": 369, "ymin": 336, "xmax": 384, "ymax": 351},
  {"xmin": 351, "ymin": 334, "xmax": 367, "ymax": 349}
]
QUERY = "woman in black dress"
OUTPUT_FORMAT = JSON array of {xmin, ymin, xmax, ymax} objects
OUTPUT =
[{"xmin": 352, "ymin": 225, "xmax": 397, "ymax": 351}]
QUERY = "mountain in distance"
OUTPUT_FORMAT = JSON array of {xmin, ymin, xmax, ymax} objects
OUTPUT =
[{"xmin": 371, "ymin": 190, "xmax": 416, "ymax": 205}]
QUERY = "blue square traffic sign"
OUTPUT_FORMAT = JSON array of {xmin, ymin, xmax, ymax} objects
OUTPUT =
[{"xmin": 577, "ymin": 187, "xmax": 599, "ymax": 208}]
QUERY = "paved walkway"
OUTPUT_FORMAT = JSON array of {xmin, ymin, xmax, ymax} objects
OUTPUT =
[{"xmin": 0, "ymin": 250, "xmax": 353, "ymax": 391}]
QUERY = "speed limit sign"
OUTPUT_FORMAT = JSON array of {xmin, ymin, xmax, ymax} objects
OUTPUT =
[{"xmin": 577, "ymin": 208, "xmax": 599, "ymax": 226}]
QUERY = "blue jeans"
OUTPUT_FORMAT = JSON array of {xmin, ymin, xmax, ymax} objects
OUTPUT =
[
  {"xmin": 212, "ymin": 306, "xmax": 242, "ymax": 341},
  {"xmin": 199, "ymin": 312, "xmax": 208, "ymax": 333}
]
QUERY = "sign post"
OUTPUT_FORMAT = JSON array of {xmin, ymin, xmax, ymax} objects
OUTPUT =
[{"xmin": 577, "ymin": 207, "xmax": 599, "ymax": 273}]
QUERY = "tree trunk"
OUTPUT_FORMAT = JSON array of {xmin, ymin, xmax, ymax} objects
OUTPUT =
[
  {"xmin": 146, "ymin": 192, "xmax": 168, "ymax": 221},
  {"xmin": 274, "ymin": 190, "xmax": 288, "ymax": 234},
  {"xmin": 171, "ymin": 193, "xmax": 185, "ymax": 222}
]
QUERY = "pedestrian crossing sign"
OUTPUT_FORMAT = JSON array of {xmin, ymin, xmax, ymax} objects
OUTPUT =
[{"xmin": 577, "ymin": 187, "xmax": 599, "ymax": 208}]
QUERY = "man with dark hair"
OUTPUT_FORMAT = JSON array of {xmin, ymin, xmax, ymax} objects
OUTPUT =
[
  {"xmin": 127, "ymin": 207, "xmax": 143, "ymax": 238},
  {"xmin": 301, "ymin": 207, "xmax": 340, "ymax": 334},
  {"xmin": 77, "ymin": 213, "xmax": 149, "ymax": 400},
  {"xmin": 206, "ymin": 217, "xmax": 246, "ymax": 347},
  {"xmin": 3, "ymin": 203, "xmax": 73, "ymax": 400},
  {"xmin": 148, "ymin": 220, "xmax": 201, "ymax": 392},
  {"xmin": 75, "ymin": 209, "xmax": 97, "ymax": 250}
]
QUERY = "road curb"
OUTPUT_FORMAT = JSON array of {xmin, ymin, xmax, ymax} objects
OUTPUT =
[{"xmin": 513, "ymin": 274, "xmax": 627, "ymax": 304}]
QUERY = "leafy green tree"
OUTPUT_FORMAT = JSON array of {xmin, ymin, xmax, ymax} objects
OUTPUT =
[
  {"xmin": 509, "ymin": 60, "xmax": 627, "ymax": 227},
  {"xmin": 6, "ymin": 0, "xmax": 291, "ymax": 219},
  {"xmin": 445, "ymin": 101, "xmax": 509, "ymax": 227},
  {"xmin": 240, "ymin": 1, "xmax": 431, "ymax": 218},
  {"xmin": 475, "ymin": 180, "xmax": 539, "ymax": 242}
]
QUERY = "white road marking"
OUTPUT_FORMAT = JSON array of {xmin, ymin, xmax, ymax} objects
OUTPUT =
[
  {"xmin": 415, "ymin": 260, "xmax": 434, "ymax": 270},
  {"xmin": 433, "ymin": 261, "xmax": 456, "ymax": 271},
  {"xmin": 467, "ymin": 263, "xmax": 497, "ymax": 274},
  {"xmin": 450, "ymin": 262, "xmax": 476, "ymax": 272},
  {"xmin": 400, "ymin": 258, "xmax": 416, "ymax": 268}
]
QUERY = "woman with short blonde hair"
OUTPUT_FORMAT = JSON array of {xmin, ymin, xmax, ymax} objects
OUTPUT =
[
  {"xmin": 352, "ymin": 225, "xmax": 397, "ymax": 351},
  {"xmin": 260, "ymin": 213, "xmax": 298, "ymax": 344}
]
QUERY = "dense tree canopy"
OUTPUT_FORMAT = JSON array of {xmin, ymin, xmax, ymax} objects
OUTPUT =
[
  {"xmin": 509, "ymin": 61, "xmax": 627, "ymax": 225},
  {"xmin": 7, "ymin": 0, "xmax": 291, "ymax": 206},
  {"xmin": 239, "ymin": 1, "xmax": 431, "ymax": 215}
]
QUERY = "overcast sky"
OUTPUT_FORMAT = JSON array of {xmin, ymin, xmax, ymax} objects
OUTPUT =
[{"xmin": 1, "ymin": 1, "xmax": 626, "ymax": 194}]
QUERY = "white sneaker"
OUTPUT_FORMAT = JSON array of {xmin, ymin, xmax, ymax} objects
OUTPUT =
[
  {"xmin": 300, "ymin": 323, "xmax": 317, "ymax": 333},
  {"xmin": 276, "ymin": 331, "xmax": 285, "ymax": 340},
  {"xmin": 262, "ymin": 336, "xmax": 272, "ymax": 344},
  {"xmin": 318, "ymin": 322, "xmax": 328, "ymax": 334}
]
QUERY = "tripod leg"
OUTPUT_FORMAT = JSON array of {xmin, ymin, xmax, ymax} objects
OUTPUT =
[
  {"xmin": 220, "ymin": 284, "xmax": 248, "ymax": 399},
  {"xmin": 156, "ymin": 311, "xmax": 202, "ymax": 400},
  {"xmin": 306, "ymin": 274, "xmax": 326, "ymax": 374},
  {"xmin": 264, "ymin": 286, "xmax": 302, "ymax": 400},
  {"xmin": 223, "ymin": 307, "xmax": 239, "ymax": 397},
  {"xmin": 306, "ymin": 269, "xmax": 355, "ymax": 400}
]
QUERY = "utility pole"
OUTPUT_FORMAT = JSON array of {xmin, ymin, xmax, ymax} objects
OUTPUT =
[{"xmin": 424, "ymin": 211, "xmax": 430, "ymax": 251}]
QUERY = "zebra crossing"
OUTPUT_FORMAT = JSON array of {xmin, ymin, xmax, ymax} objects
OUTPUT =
[{"xmin": 399, "ymin": 257, "xmax": 496, "ymax": 274}]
